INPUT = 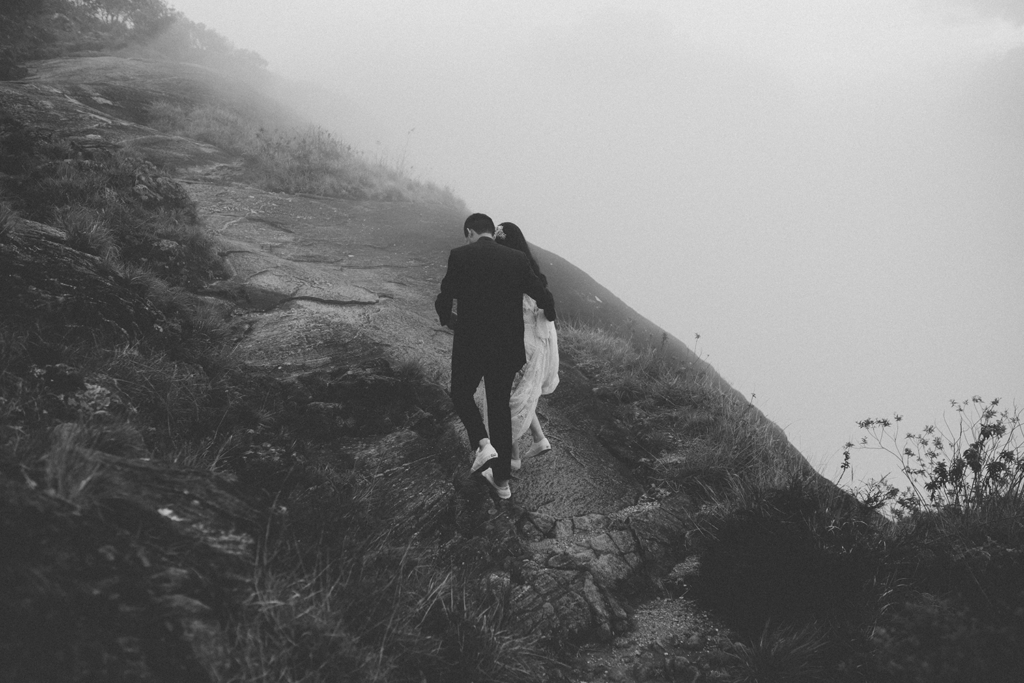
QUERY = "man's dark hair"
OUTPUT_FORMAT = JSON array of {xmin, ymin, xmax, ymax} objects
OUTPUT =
[{"xmin": 464, "ymin": 213, "xmax": 495, "ymax": 237}]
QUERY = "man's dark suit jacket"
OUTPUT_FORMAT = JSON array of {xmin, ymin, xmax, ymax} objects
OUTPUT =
[{"xmin": 435, "ymin": 237, "xmax": 556, "ymax": 371}]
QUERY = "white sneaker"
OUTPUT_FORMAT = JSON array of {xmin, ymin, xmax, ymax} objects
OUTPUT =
[
  {"xmin": 481, "ymin": 469, "xmax": 511, "ymax": 499},
  {"xmin": 510, "ymin": 455, "xmax": 522, "ymax": 471},
  {"xmin": 470, "ymin": 442, "xmax": 498, "ymax": 473},
  {"xmin": 525, "ymin": 438, "xmax": 551, "ymax": 458}
]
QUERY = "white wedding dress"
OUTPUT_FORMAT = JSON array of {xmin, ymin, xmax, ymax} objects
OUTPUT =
[{"xmin": 475, "ymin": 294, "xmax": 559, "ymax": 439}]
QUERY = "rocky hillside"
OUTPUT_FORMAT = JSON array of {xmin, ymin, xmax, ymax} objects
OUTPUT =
[{"xmin": 2, "ymin": 53, "xmax": 819, "ymax": 682}]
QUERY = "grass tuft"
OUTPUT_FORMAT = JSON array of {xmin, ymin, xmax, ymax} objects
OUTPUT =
[
  {"xmin": 229, "ymin": 561, "xmax": 374, "ymax": 682},
  {"xmin": 42, "ymin": 425, "xmax": 109, "ymax": 506},
  {"xmin": 52, "ymin": 206, "xmax": 119, "ymax": 260},
  {"xmin": 0, "ymin": 202, "xmax": 14, "ymax": 238},
  {"xmin": 730, "ymin": 623, "xmax": 828, "ymax": 683}
]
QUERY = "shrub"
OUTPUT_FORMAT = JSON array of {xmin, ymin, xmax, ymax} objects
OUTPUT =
[
  {"xmin": 842, "ymin": 397, "xmax": 1024, "ymax": 515},
  {"xmin": 833, "ymin": 397, "xmax": 1024, "ymax": 681},
  {"xmin": 694, "ymin": 475, "xmax": 883, "ymax": 636},
  {"xmin": 694, "ymin": 396, "xmax": 1024, "ymax": 681},
  {"xmin": 871, "ymin": 590, "xmax": 1024, "ymax": 683}
]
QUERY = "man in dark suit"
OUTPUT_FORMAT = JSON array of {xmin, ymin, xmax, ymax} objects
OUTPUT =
[{"xmin": 435, "ymin": 213, "xmax": 556, "ymax": 499}]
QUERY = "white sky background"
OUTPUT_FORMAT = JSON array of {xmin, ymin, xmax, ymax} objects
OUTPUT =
[{"xmin": 170, "ymin": 0, "xmax": 1024, "ymax": 484}]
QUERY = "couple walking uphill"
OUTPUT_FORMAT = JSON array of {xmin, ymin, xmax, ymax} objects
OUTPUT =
[{"xmin": 435, "ymin": 213, "xmax": 560, "ymax": 500}]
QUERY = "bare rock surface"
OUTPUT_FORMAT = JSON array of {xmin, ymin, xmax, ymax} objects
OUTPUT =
[{"xmin": 0, "ymin": 65, "xmax": 232, "ymax": 174}]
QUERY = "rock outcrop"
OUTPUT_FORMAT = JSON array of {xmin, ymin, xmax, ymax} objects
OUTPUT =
[{"xmin": 1, "ymin": 218, "xmax": 160, "ymax": 337}]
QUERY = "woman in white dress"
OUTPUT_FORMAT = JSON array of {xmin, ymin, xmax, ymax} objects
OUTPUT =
[{"xmin": 483, "ymin": 221, "xmax": 560, "ymax": 470}]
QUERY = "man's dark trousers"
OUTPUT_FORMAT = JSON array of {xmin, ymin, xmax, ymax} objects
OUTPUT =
[{"xmin": 450, "ymin": 358, "xmax": 517, "ymax": 482}]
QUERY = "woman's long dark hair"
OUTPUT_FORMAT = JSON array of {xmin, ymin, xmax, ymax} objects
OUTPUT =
[{"xmin": 497, "ymin": 222, "xmax": 547, "ymax": 286}]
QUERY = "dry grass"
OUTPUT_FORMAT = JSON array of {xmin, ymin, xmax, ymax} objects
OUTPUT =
[
  {"xmin": 226, "ymin": 561, "xmax": 371, "ymax": 682},
  {"xmin": 148, "ymin": 101, "xmax": 465, "ymax": 208},
  {"xmin": 224, "ymin": 539, "xmax": 550, "ymax": 683},
  {"xmin": 558, "ymin": 320, "xmax": 806, "ymax": 492}
]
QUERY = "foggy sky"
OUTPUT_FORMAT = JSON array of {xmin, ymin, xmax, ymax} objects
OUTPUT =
[{"xmin": 169, "ymin": 0, "xmax": 1024, "ymax": 483}]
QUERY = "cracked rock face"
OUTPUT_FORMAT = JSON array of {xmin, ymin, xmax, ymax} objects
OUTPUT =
[
  {"xmin": 1, "ymin": 218, "xmax": 162, "ymax": 337},
  {"xmin": 214, "ymin": 249, "xmax": 380, "ymax": 310},
  {"xmin": 504, "ymin": 502, "xmax": 692, "ymax": 644},
  {"xmin": 510, "ymin": 563, "xmax": 632, "ymax": 643}
]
